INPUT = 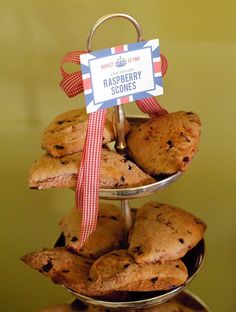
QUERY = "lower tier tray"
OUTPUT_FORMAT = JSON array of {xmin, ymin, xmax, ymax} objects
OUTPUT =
[
  {"xmin": 69, "ymin": 289, "xmax": 211, "ymax": 311},
  {"xmin": 55, "ymin": 235, "xmax": 205, "ymax": 310}
]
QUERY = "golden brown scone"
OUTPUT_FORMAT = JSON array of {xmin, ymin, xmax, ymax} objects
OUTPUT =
[
  {"xmin": 28, "ymin": 152, "xmax": 81, "ymax": 190},
  {"xmin": 88, "ymin": 250, "xmax": 188, "ymax": 293},
  {"xmin": 28, "ymin": 148, "xmax": 155, "ymax": 190},
  {"xmin": 128, "ymin": 201, "xmax": 206, "ymax": 263},
  {"xmin": 41, "ymin": 108, "xmax": 130, "ymax": 157},
  {"xmin": 59, "ymin": 204, "xmax": 122, "ymax": 258},
  {"xmin": 21, "ymin": 247, "xmax": 103, "ymax": 297},
  {"xmin": 127, "ymin": 111, "xmax": 201, "ymax": 177}
]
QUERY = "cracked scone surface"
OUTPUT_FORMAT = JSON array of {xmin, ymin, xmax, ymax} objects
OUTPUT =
[
  {"xmin": 87, "ymin": 249, "xmax": 188, "ymax": 293},
  {"xmin": 28, "ymin": 149, "xmax": 155, "ymax": 190},
  {"xmin": 41, "ymin": 108, "xmax": 130, "ymax": 157},
  {"xmin": 59, "ymin": 204, "xmax": 122, "ymax": 258},
  {"xmin": 128, "ymin": 201, "xmax": 206, "ymax": 263},
  {"xmin": 127, "ymin": 111, "xmax": 201, "ymax": 176},
  {"xmin": 21, "ymin": 247, "xmax": 106, "ymax": 297}
]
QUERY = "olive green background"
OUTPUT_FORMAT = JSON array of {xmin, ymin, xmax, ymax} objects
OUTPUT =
[{"xmin": 1, "ymin": 0, "xmax": 236, "ymax": 311}]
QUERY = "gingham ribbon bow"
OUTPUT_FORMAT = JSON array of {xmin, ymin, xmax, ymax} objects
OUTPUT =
[{"xmin": 60, "ymin": 50, "xmax": 168, "ymax": 247}]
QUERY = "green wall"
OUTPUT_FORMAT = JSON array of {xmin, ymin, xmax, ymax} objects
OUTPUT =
[{"xmin": 1, "ymin": 1, "xmax": 236, "ymax": 311}]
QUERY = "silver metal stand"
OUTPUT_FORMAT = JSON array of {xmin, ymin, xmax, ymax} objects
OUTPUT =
[
  {"xmin": 86, "ymin": 13, "xmax": 142, "ymax": 246},
  {"xmin": 67, "ymin": 13, "xmax": 206, "ymax": 310},
  {"xmin": 114, "ymin": 104, "xmax": 127, "ymax": 155},
  {"xmin": 113, "ymin": 105, "xmax": 133, "ymax": 245}
]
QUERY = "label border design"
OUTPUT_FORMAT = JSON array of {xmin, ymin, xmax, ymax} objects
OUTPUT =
[{"xmin": 80, "ymin": 39, "xmax": 163, "ymax": 113}]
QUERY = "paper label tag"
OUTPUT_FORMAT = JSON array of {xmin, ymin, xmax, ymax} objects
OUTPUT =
[{"xmin": 80, "ymin": 39, "xmax": 163, "ymax": 113}]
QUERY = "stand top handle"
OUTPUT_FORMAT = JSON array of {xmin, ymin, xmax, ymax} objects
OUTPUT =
[
  {"xmin": 86, "ymin": 13, "xmax": 143, "ymax": 52},
  {"xmin": 86, "ymin": 13, "xmax": 143, "ymax": 156}
]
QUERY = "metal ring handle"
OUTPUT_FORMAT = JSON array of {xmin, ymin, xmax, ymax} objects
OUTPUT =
[
  {"xmin": 86, "ymin": 13, "xmax": 143, "ymax": 51},
  {"xmin": 86, "ymin": 13, "xmax": 143, "ymax": 156}
]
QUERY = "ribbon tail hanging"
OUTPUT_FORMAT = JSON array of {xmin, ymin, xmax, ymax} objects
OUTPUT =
[{"xmin": 77, "ymin": 109, "xmax": 107, "ymax": 247}]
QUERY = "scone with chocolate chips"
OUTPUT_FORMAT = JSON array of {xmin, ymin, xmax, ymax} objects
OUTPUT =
[
  {"xmin": 28, "ymin": 148, "xmax": 155, "ymax": 190},
  {"xmin": 21, "ymin": 247, "xmax": 104, "ymax": 297},
  {"xmin": 59, "ymin": 204, "xmax": 122, "ymax": 258},
  {"xmin": 28, "ymin": 152, "xmax": 82, "ymax": 189},
  {"xmin": 128, "ymin": 201, "xmax": 206, "ymax": 263},
  {"xmin": 127, "ymin": 111, "xmax": 201, "ymax": 177},
  {"xmin": 41, "ymin": 108, "xmax": 130, "ymax": 157},
  {"xmin": 87, "ymin": 249, "xmax": 188, "ymax": 293}
]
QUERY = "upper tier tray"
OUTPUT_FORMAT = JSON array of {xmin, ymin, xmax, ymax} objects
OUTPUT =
[{"xmin": 99, "ymin": 116, "xmax": 182, "ymax": 200}]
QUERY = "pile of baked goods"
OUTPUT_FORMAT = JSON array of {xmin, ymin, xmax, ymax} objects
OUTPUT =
[
  {"xmin": 22, "ymin": 106, "xmax": 205, "ymax": 310},
  {"xmin": 28, "ymin": 108, "xmax": 201, "ymax": 189},
  {"xmin": 22, "ymin": 201, "xmax": 206, "ymax": 297}
]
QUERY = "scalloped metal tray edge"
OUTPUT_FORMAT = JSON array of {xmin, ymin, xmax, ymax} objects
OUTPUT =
[{"xmin": 70, "ymin": 289, "xmax": 211, "ymax": 311}]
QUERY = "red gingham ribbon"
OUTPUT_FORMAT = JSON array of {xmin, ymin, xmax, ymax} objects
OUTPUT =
[
  {"xmin": 76, "ymin": 110, "xmax": 107, "ymax": 246},
  {"xmin": 60, "ymin": 50, "xmax": 168, "ymax": 247},
  {"xmin": 135, "ymin": 54, "xmax": 168, "ymax": 117}
]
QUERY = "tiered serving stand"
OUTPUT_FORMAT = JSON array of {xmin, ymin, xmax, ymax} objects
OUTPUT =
[
  {"xmin": 65, "ymin": 112, "xmax": 206, "ymax": 310},
  {"xmin": 57, "ymin": 13, "xmax": 210, "ymax": 311}
]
